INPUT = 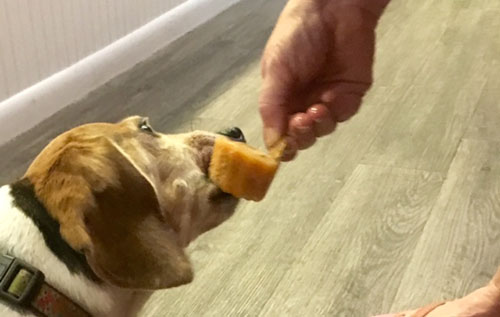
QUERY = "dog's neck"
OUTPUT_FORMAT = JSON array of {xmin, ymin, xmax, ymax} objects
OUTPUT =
[{"xmin": 0, "ymin": 185, "xmax": 151, "ymax": 317}]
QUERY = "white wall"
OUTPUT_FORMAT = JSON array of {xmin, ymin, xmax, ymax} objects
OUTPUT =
[
  {"xmin": 0, "ymin": 0, "xmax": 189, "ymax": 102},
  {"xmin": 0, "ymin": 0, "xmax": 241, "ymax": 145}
]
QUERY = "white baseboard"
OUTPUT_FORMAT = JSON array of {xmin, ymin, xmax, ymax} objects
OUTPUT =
[{"xmin": 0, "ymin": 0, "xmax": 242, "ymax": 146}]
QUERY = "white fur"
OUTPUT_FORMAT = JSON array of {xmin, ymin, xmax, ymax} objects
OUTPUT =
[{"xmin": 0, "ymin": 185, "xmax": 150, "ymax": 317}]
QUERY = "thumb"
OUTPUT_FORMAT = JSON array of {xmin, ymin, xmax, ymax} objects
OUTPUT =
[{"xmin": 259, "ymin": 76, "xmax": 291, "ymax": 148}]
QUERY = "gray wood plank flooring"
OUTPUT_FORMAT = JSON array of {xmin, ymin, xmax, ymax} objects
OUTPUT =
[
  {"xmin": 1, "ymin": 0, "xmax": 500, "ymax": 316},
  {"xmin": 389, "ymin": 139, "xmax": 500, "ymax": 313},
  {"xmin": 259, "ymin": 166, "xmax": 444, "ymax": 317}
]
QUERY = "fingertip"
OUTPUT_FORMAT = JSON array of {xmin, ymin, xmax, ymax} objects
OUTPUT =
[
  {"xmin": 307, "ymin": 104, "xmax": 337, "ymax": 137},
  {"xmin": 259, "ymin": 79, "xmax": 292, "ymax": 146},
  {"xmin": 289, "ymin": 113, "xmax": 316, "ymax": 150},
  {"xmin": 263, "ymin": 127, "xmax": 282, "ymax": 149}
]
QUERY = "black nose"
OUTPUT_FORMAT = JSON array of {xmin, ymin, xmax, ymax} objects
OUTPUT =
[{"xmin": 218, "ymin": 127, "xmax": 246, "ymax": 143}]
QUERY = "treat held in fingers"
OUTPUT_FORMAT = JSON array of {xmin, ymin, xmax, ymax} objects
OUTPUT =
[{"xmin": 209, "ymin": 136, "xmax": 285, "ymax": 201}]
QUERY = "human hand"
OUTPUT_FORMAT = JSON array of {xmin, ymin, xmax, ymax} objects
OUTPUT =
[{"xmin": 259, "ymin": 0, "xmax": 389, "ymax": 160}]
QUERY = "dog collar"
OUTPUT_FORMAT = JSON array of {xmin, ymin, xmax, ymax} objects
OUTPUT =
[{"xmin": 0, "ymin": 254, "xmax": 91, "ymax": 317}]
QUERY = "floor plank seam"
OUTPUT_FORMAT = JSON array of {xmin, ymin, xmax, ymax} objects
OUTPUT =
[
  {"xmin": 251, "ymin": 163, "xmax": 378, "ymax": 315},
  {"xmin": 387, "ymin": 180, "xmax": 447, "ymax": 312},
  {"xmin": 356, "ymin": 162, "xmax": 444, "ymax": 175}
]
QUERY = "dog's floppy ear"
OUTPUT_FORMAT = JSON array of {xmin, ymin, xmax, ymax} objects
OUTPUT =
[{"xmin": 27, "ymin": 137, "xmax": 193, "ymax": 289}]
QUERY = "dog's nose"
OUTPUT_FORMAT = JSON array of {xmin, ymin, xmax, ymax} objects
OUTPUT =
[{"xmin": 218, "ymin": 127, "xmax": 246, "ymax": 143}]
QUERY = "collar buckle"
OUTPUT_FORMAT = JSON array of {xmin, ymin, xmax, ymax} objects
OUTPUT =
[{"xmin": 0, "ymin": 254, "xmax": 45, "ymax": 307}]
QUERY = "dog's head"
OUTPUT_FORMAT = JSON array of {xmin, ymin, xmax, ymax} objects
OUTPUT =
[{"xmin": 24, "ymin": 116, "xmax": 244, "ymax": 290}]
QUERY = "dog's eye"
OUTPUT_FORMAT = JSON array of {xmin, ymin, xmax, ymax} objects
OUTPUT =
[{"xmin": 139, "ymin": 120, "xmax": 154, "ymax": 133}]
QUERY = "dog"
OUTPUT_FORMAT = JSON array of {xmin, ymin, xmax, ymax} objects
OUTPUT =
[{"xmin": 0, "ymin": 116, "xmax": 245, "ymax": 317}]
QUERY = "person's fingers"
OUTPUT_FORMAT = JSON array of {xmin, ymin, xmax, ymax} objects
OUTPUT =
[
  {"xmin": 306, "ymin": 104, "xmax": 337, "ymax": 137},
  {"xmin": 259, "ymin": 76, "xmax": 292, "ymax": 148},
  {"xmin": 314, "ymin": 84, "xmax": 367, "ymax": 123},
  {"xmin": 289, "ymin": 113, "xmax": 315, "ymax": 150},
  {"xmin": 280, "ymin": 136, "xmax": 298, "ymax": 162},
  {"xmin": 305, "ymin": 81, "xmax": 368, "ymax": 124},
  {"xmin": 328, "ymin": 93, "xmax": 363, "ymax": 122}
]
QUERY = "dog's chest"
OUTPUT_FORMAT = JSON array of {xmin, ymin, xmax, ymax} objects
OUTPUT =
[{"xmin": 0, "ymin": 185, "xmax": 118, "ymax": 316}]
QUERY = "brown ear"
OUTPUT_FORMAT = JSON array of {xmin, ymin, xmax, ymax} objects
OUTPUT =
[{"xmin": 30, "ymin": 137, "xmax": 193, "ymax": 289}]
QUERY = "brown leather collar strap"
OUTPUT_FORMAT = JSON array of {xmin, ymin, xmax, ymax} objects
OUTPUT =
[
  {"xmin": 0, "ymin": 254, "xmax": 91, "ymax": 317},
  {"xmin": 32, "ymin": 280, "xmax": 91, "ymax": 317}
]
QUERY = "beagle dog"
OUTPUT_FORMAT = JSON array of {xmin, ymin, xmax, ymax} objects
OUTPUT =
[{"xmin": 0, "ymin": 116, "xmax": 245, "ymax": 317}]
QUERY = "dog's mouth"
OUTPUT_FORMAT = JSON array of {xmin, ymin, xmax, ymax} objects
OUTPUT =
[
  {"xmin": 208, "ymin": 186, "xmax": 232, "ymax": 201},
  {"xmin": 203, "ymin": 127, "xmax": 246, "ymax": 201}
]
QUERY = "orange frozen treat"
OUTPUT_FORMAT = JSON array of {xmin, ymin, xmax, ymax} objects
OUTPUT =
[{"xmin": 209, "ymin": 137, "xmax": 285, "ymax": 201}]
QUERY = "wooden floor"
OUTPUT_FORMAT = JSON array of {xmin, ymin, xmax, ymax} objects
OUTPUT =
[{"xmin": 1, "ymin": 0, "xmax": 500, "ymax": 316}]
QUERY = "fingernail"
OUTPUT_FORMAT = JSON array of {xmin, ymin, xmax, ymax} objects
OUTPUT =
[
  {"xmin": 297, "ymin": 125, "xmax": 310, "ymax": 134},
  {"xmin": 264, "ymin": 127, "xmax": 281, "ymax": 147},
  {"xmin": 313, "ymin": 116, "xmax": 325, "ymax": 124}
]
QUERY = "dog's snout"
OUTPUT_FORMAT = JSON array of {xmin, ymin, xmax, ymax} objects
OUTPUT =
[{"xmin": 218, "ymin": 127, "xmax": 246, "ymax": 143}]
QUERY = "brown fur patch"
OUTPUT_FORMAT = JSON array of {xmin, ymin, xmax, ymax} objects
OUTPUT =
[{"xmin": 25, "ymin": 118, "xmax": 193, "ymax": 289}]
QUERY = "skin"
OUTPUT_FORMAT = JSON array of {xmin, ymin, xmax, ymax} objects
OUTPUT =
[
  {"xmin": 378, "ymin": 274, "xmax": 500, "ymax": 317},
  {"xmin": 260, "ymin": 0, "xmax": 389, "ymax": 160},
  {"xmin": 260, "ymin": 0, "xmax": 500, "ymax": 316}
]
